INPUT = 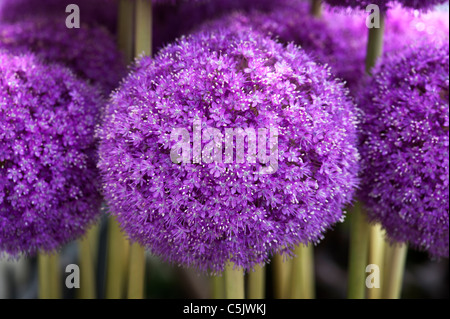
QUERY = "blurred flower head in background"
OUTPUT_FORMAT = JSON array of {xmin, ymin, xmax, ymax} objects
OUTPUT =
[
  {"xmin": 0, "ymin": 52, "xmax": 103, "ymax": 257},
  {"xmin": 0, "ymin": 0, "xmax": 118, "ymax": 33},
  {"xmin": 0, "ymin": 18, "xmax": 127, "ymax": 95},
  {"xmin": 358, "ymin": 42, "xmax": 449, "ymax": 258},
  {"xmin": 197, "ymin": 2, "xmax": 449, "ymax": 94},
  {"xmin": 323, "ymin": 0, "xmax": 449, "ymax": 11}
]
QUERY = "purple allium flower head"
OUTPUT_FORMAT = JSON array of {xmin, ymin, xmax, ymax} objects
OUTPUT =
[
  {"xmin": 196, "ymin": 1, "xmax": 367, "ymax": 91},
  {"xmin": 0, "ymin": 51, "xmax": 103, "ymax": 257},
  {"xmin": 324, "ymin": 0, "xmax": 392, "ymax": 11},
  {"xmin": 0, "ymin": 0, "xmax": 118, "ymax": 33},
  {"xmin": 395, "ymin": 0, "xmax": 449, "ymax": 10},
  {"xmin": 324, "ymin": 0, "xmax": 448, "ymax": 11},
  {"xmin": 0, "ymin": 18, "xmax": 126, "ymax": 95},
  {"xmin": 383, "ymin": 6, "xmax": 449, "ymax": 54},
  {"xmin": 198, "ymin": 2, "xmax": 448, "ymax": 92},
  {"xmin": 98, "ymin": 28, "xmax": 360, "ymax": 273},
  {"xmin": 358, "ymin": 42, "xmax": 449, "ymax": 258}
]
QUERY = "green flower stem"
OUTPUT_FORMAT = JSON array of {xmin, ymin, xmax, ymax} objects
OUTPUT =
[
  {"xmin": 135, "ymin": 0, "xmax": 153, "ymax": 56},
  {"xmin": 383, "ymin": 243, "xmax": 408, "ymax": 299},
  {"xmin": 224, "ymin": 263, "xmax": 245, "ymax": 299},
  {"xmin": 38, "ymin": 253, "xmax": 51, "ymax": 299},
  {"xmin": 48, "ymin": 253, "xmax": 61, "ymax": 299},
  {"xmin": 365, "ymin": 13, "xmax": 385, "ymax": 74},
  {"xmin": 38, "ymin": 253, "xmax": 60, "ymax": 299},
  {"xmin": 106, "ymin": 217, "xmax": 128, "ymax": 299},
  {"xmin": 363, "ymin": 11, "xmax": 387, "ymax": 299},
  {"xmin": 118, "ymin": 0, "xmax": 135, "ymax": 62},
  {"xmin": 211, "ymin": 275, "xmax": 224, "ymax": 299},
  {"xmin": 127, "ymin": 243, "xmax": 146, "ymax": 299},
  {"xmin": 347, "ymin": 203, "xmax": 370, "ymax": 299},
  {"xmin": 273, "ymin": 254, "xmax": 291, "ymax": 299},
  {"xmin": 367, "ymin": 223, "xmax": 385, "ymax": 299},
  {"xmin": 290, "ymin": 244, "xmax": 315, "ymax": 299},
  {"xmin": 247, "ymin": 265, "xmax": 265, "ymax": 299},
  {"xmin": 114, "ymin": 0, "xmax": 152, "ymax": 300},
  {"xmin": 78, "ymin": 226, "xmax": 98, "ymax": 299},
  {"xmin": 311, "ymin": 0, "xmax": 322, "ymax": 18}
]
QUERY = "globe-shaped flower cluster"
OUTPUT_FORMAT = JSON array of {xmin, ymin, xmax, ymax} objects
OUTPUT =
[
  {"xmin": 0, "ymin": 0, "xmax": 118, "ymax": 33},
  {"xmin": 358, "ymin": 42, "xmax": 449, "ymax": 258},
  {"xmin": 324, "ymin": 0, "xmax": 448, "ymax": 11},
  {"xmin": 98, "ymin": 28, "xmax": 360, "ymax": 272},
  {"xmin": 0, "ymin": 18, "xmax": 126, "ymax": 94},
  {"xmin": 197, "ymin": 2, "xmax": 448, "ymax": 93},
  {"xmin": 0, "ymin": 52, "xmax": 103, "ymax": 257}
]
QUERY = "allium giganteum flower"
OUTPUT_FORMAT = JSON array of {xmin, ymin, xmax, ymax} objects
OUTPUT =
[
  {"xmin": 324, "ymin": 0, "xmax": 393, "ymax": 11},
  {"xmin": 0, "ymin": 0, "xmax": 118, "ymax": 33},
  {"xmin": 358, "ymin": 43, "xmax": 449, "ymax": 258},
  {"xmin": 0, "ymin": 52, "xmax": 103, "ymax": 257},
  {"xmin": 198, "ymin": 2, "xmax": 448, "ymax": 92},
  {"xmin": 98, "ymin": 28, "xmax": 360, "ymax": 272},
  {"xmin": 0, "ymin": 18, "xmax": 126, "ymax": 95},
  {"xmin": 196, "ymin": 2, "xmax": 367, "ymax": 90},
  {"xmin": 324, "ymin": 0, "xmax": 449, "ymax": 11}
]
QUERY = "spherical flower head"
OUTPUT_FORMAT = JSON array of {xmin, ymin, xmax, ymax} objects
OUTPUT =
[
  {"xmin": 358, "ymin": 43, "xmax": 449, "ymax": 258},
  {"xmin": 197, "ymin": 2, "xmax": 367, "ymax": 91},
  {"xmin": 395, "ymin": 0, "xmax": 449, "ymax": 10},
  {"xmin": 0, "ymin": 0, "xmax": 118, "ymax": 33},
  {"xmin": 198, "ymin": 3, "xmax": 448, "ymax": 93},
  {"xmin": 324, "ymin": 0, "xmax": 392, "ymax": 11},
  {"xmin": 384, "ymin": 5, "xmax": 449, "ymax": 52},
  {"xmin": 98, "ymin": 28, "xmax": 360, "ymax": 273},
  {"xmin": 0, "ymin": 51, "xmax": 103, "ymax": 257},
  {"xmin": 324, "ymin": 0, "xmax": 448, "ymax": 11},
  {"xmin": 0, "ymin": 18, "xmax": 127, "ymax": 95}
]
